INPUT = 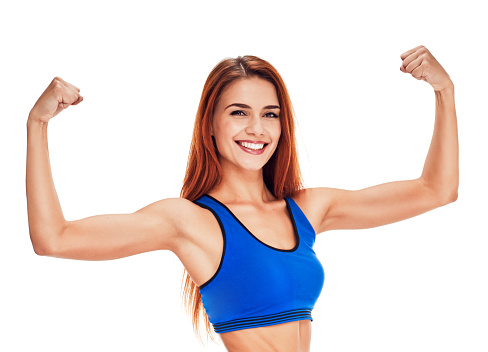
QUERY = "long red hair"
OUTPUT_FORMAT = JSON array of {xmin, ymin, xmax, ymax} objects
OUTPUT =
[{"xmin": 180, "ymin": 55, "xmax": 303, "ymax": 342}]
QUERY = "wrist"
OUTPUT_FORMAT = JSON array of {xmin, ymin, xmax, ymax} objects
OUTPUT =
[
  {"xmin": 27, "ymin": 117, "xmax": 48, "ymax": 129},
  {"xmin": 27, "ymin": 111, "xmax": 49, "ymax": 127},
  {"xmin": 434, "ymin": 81, "xmax": 454, "ymax": 95}
]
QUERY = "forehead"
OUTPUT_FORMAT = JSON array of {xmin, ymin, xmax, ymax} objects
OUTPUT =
[{"xmin": 217, "ymin": 77, "xmax": 279, "ymax": 109}]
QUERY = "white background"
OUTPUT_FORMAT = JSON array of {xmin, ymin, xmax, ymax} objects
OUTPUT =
[{"xmin": 1, "ymin": 0, "xmax": 487, "ymax": 351}]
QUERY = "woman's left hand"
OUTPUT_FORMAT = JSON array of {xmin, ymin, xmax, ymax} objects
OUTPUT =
[{"xmin": 400, "ymin": 45, "xmax": 453, "ymax": 92}]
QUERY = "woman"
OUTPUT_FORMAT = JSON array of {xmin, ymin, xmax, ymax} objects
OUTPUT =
[{"xmin": 26, "ymin": 45, "xmax": 458, "ymax": 352}]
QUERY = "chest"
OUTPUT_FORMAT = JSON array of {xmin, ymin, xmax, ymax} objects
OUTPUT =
[{"xmin": 226, "ymin": 202, "xmax": 297, "ymax": 251}]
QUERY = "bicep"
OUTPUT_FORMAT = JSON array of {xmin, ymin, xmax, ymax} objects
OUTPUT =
[
  {"xmin": 315, "ymin": 178, "xmax": 448, "ymax": 234},
  {"xmin": 48, "ymin": 198, "xmax": 191, "ymax": 261}
]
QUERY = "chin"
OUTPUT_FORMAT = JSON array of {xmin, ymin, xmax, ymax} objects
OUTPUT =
[{"xmin": 238, "ymin": 164, "xmax": 267, "ymax": 172}]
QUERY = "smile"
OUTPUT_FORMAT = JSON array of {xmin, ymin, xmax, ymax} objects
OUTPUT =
[
  {"xmin": 237, "ymin": 141, "xmax": 266, "ymax": 150},
  {"xmin": 235, "ymin": 141, "xmax": 269, "ymax": 155}
]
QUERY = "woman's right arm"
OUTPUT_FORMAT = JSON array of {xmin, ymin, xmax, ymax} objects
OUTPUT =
[{"xmin": 26, "ymin": 78, "xmax": 190, "ymax": 260}]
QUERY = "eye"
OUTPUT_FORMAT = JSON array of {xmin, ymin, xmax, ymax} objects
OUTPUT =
[
  {"xmin": 264, "ymin": 112, "xmax": 279, "ymax": 118},
  {"xmin": 230, "ymin": 110, "xmax": 246, "ymax": 116}
]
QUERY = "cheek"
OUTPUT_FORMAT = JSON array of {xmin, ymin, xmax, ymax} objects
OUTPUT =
[
  {"xmin": 274, "ymin": 121, "xmax": 282, "ymax": 140},
  {"xmin": 213, "ymin": 121, "xmax": 235, "ymax": 149},
  {"xmin": 216, "ymin": 119, "xmax": 240, "ymax": 139},
  {"xmin": 272, "ymin": 123, "xmax": 282, "ymax": 152}
]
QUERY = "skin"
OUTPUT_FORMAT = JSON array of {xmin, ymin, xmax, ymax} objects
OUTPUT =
[{"xmin": 26, "ymin": 46, "xmax": 458, "ymax": 352}]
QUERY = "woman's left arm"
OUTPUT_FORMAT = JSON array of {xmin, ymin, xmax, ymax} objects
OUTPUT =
[
  {"xmin": 302, "ymin": 45, "xmax": 458, "ymax": 234},
  {"xmin": 402, "ymin": 45, "xmax": 458, "ymax": 200}
]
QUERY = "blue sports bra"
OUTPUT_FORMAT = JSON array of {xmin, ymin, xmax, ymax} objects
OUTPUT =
[{"xmin": 193, "ymin": 194, "xmax": 325, "ymax": 334}]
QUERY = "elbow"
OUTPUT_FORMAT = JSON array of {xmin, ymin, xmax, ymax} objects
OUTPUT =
[
  {"xmin": 421, "ymin": 178, "xmax": 458, "ymax": 206},
  {"xmin": 440, "ymin": 188, "xmax": 458, "ymax": 205},
  {"xmin": 30, "ymin": 227, "xmax": 65, "ymax": 257},
  {"xmin": 448, "ymin": 190, "xmax": 458, "ymax": 203},
  {"xmin": 32, "ymin": 239, "xmax": 55, "ymax": 256}
]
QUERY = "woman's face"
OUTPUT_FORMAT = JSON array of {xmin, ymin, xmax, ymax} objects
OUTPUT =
[{"xmin": 212, "ymin": 77, "xmax": 281, "ymax": 173}]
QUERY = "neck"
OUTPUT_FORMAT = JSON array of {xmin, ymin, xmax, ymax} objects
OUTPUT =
[{"xmin": 210, "ymin": 162, "xmax": 275, "ymax": 204}]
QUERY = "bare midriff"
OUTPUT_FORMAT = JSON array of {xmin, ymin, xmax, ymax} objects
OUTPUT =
[{"xmin": 219, "ymin": 319, "xmax": 312, "ymax": 352}]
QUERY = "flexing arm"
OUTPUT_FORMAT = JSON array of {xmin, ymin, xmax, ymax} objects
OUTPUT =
[
  {"xmin": 26, "ymin": 118, "xmax": 64, "ymax": 254},
  {"xmin": 402, "ymin": 46, "xmax": 458, "ymax": 197},
  {"xmin": 298, "ymin": 46, "xmax": 458, "ymax": 234},
  {"xmin": 25, "ymin": 78, "xmax": 192, "ymax": 260},
  {"xmin": 26, "ymin": 77, "xmax": 83, "ymax": 253}
]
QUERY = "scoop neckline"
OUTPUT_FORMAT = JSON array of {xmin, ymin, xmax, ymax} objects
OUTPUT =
[{"xmin": 203, "ymin": 194, "xmax": 300, "ymax": 252}]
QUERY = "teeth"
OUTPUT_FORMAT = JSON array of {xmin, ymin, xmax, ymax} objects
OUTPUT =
[{"xmin": 238, "ymin": 141, "xmax": 265, "ymax": 150}]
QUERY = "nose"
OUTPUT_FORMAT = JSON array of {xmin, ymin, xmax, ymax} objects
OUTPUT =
[{"xmin": 245, "ymin": 115, "xmax": 265, "ymax": 136}]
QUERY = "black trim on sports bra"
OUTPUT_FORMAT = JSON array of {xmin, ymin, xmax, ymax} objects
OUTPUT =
[
  {"xmin": 193, "ymin": 202, "xmax": 227, "ymax": 290},
  {"xmin": 204, "ymin": 194, "xmax": 300, "ymax": 253}
]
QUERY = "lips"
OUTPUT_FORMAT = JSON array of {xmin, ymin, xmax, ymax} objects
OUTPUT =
[
  {"xmin": 235, "ymin": 140, "xmax": 269, "ymax": 155},
  {"xmin": 236, "ymin": 141, "xmax": 266, "ymax": 150}
]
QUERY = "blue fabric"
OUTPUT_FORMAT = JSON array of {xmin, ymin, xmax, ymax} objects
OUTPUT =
[{"xmin": 193, "ymin": 194, "xmax": 325, "ymax": 334}]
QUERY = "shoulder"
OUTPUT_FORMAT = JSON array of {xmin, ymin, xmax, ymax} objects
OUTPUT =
[
  {"xmin": 290, "ymin": 187, "xmax": 336, "ymax": 212},
  {"xmin": 143, "ymin": 197, "xmax": 216, "ymax": 240},
  {"xmin": 155, "ymin": 196, "xmax": 215, "ymax": 227},
  {"xmin": 155, "ymin": 197, "xmax": 221, "ymax": 251},
  {"xmin": 146, "ymin": 197, "xmax": 202, "ymax": 219},
  {"xmin": 289, "ymin": 188, "xmax": 337, "ymax": 234}
]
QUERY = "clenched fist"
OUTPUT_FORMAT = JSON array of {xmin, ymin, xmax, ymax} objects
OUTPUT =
[
  {"xmin": 28, "ymin": 77, "xmax": 83, "ymax": 124},
  {"xmin": 400, "ymin": 45, "xmax": 453, "ymax": 92}
]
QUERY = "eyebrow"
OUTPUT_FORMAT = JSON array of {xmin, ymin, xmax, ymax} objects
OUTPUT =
[{"xmin": 224, "ymin": 103, "xmax": 281, "ymax": 110}]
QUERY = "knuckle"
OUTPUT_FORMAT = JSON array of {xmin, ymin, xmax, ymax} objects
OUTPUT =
[
  {"xmin": 52, "ymin": 84, "xmax": 64, "ymax": 95},
  {"xmin": 51, "ymin": 78, "xmax": 64, "ymax": 89}
]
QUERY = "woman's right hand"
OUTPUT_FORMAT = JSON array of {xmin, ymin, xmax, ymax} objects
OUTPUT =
[{"xmin": 28, "ymin": 77, "xmax": 83, "ymax": 124}]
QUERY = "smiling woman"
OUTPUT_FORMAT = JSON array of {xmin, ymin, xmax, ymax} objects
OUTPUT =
[
  {"xmin": 26, "ymin": 47, "xmax": 458, "ymax": 352},
  {"xmin": 180, "ymin": 55, "xmax": 302, "ymax": 203},
  {"xmin": 211, "ymin": 77, "xmax": 282, "ymax": 168},
  {"xmin": 179, "ymin": 57, "xmax": 311, "ymax": 348}
]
